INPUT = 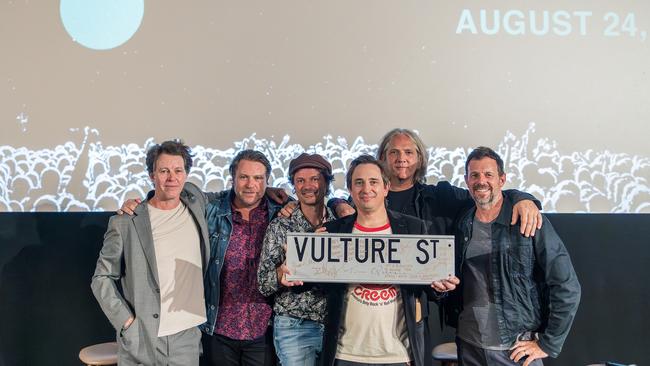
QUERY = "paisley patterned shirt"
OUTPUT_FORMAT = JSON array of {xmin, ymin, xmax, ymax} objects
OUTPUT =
[
  {"xmin": 215, "ymin": 200, "xmax": 272, "ymax": 340},
  {"xmin": 257, "ymin": 206, "xmax": 335, "ymax": 323}
]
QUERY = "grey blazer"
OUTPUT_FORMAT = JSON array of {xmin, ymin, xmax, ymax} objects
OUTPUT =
[{"xmin": 91, "ymin": 182, "xmax": 210, "ymax": 362}]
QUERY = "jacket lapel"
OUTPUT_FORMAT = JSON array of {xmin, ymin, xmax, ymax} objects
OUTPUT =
[
  {"xmin": 387, "ymin": 210, "xmax": 409, "ymax": 234},
  {"xmin": 180, "ymin": 190, "xmax": 210, "ymax": 274},
  {"xmin": 340, "ymin": 214, "xmax": 356, "ymax": 233},
  {"xmin": 132, "ymin": 202, "xmax": 160, "ymax": 287}
]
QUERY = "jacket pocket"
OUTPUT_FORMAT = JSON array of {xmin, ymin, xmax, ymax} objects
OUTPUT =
[
  {"xmin": 273, "ymin": 314, "xmax": 302, "ymax": 329},
  {"xmin": 507, "ymin": 241, "xmax": 533, "ymax": 277},
  {"xmin": 118, "ymin": 318, "xmax": 140, "ymax": 354}
]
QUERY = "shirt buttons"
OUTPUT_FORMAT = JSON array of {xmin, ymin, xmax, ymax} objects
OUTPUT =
[{"xmin": 153, "ymin": 313, "xmax": 159, "ymax": 319}]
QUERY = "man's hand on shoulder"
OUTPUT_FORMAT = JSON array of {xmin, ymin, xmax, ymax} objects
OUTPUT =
[
  {"xmin": 512, "ymin": 200, "xmax": 543, "ymax": 237},
  {"xmin": 335, "ymin": 202, "xmax": 355, "ymax": 218},
  {"xmin": 328, "ymin": 197, "xmax": 355, "ymax": 218},
  {"xmin": 278, "ymin": 201, "xmax": 298, "ymax": 218},
  {"xmin": 117, "ymin": 198, "xmax": 142, "ymax": 215},
  {"xmin": 266, "ymin": 186, "xmax": 289, "ymax": 204}
]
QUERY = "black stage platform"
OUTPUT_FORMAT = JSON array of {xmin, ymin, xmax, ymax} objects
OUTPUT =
[{"xmin": 0, "ymin": 212, "xmax": 647, "ymax": 365}]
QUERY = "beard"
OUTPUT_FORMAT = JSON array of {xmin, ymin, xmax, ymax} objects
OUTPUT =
[{"xmin": 472, "ymin": 183, "xmax": 497, "ymax": 208}]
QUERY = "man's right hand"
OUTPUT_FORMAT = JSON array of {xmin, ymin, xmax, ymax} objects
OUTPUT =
[
  {"xmin": 276, "ymin": 263, "xmax": 303, "ymax": 287},
  {"xmin": 123, "ymin": 316, "xmax": 134, "ymax": 331},
  {"xmin": 117, "ymin": 198, "xmax": 142, "ymax": 215},
  {"xmin": 431, "ymin": 276, "xmax": 460, "ymax": 293},
  {"xmin": 278, "ymin": 201, "xmax": 298, "ymax": 218}
]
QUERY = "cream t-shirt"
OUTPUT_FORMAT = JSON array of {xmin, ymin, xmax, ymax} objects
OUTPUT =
[
  {"xmin": 149, "ymin": 202, "xmax": 206, "ymax": 337},
  {"xmin": 335, "ymin": 222, "xmax": 411, "ymax": 363}
]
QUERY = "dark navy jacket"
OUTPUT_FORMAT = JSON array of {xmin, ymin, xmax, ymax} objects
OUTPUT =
[{"xmin": 444, "ymin": 195, "xmax": 581, "ymax": 358}]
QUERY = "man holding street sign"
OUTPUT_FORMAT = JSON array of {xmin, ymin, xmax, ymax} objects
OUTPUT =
[
  {"xmin": 257, "ymin": 153, "xmax": 337, "ymax": 366},
  {"xmin": 283, "ymin": 155, "xmax": 459, "ymax": 366}
]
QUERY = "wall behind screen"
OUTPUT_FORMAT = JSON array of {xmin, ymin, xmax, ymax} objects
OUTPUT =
[{"xmin": 2, "ymin": 1, "xmax": 649, "ymax": 212}]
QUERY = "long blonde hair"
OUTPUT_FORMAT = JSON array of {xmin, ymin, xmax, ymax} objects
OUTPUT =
[{"xmin": 377, "ymin": 128, "xmax": 428, "ymax": 184}]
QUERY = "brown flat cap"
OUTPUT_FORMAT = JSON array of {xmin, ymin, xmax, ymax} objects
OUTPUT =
[{"xmin": 288, "ymin": 153, "xmax": 332, "ymax": 176}]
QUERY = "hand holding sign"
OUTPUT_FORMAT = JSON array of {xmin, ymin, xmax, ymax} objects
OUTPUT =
[
  {"xmin": 286, "ymin": 233, "xmax": 455, "ymax": 284},
  {"xmin": 431, "ymin": 276, "xmax": 460, "ymax": 292},
  {"xmin": 277, "ymin": 263, "xmax": 304, "ymax": 287},
  {"xmin": 277, "ymin": 244, "xmax": 304, "ymax": 287}
]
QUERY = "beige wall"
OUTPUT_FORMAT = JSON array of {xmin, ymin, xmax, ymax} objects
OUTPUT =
[{"xmin": 1, "ymin": 1, "xmax": 649, "ymax": 212}]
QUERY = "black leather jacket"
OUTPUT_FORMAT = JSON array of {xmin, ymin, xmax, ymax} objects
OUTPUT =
[{"xmin": 330, "ymin": 181, "xmax": 539, "ymax": 236}]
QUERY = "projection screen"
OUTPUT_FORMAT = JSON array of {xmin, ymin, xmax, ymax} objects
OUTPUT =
[{"xmin": 1, "ymin": 1, "xmax": 649, "ymax": 212}]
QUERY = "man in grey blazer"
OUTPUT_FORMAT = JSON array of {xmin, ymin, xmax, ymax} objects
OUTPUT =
[{"xmin": 92, "ymin": 140, "xmax": 210, "ymax": 366}]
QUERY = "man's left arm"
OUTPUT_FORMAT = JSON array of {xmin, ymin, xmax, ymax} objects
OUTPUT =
[
  {"xmin": 504, "ymin": 189, "xmax": 543, "ymax": 237},
  {"xmin": 434, "ymin": 181, "xmax": 543, "ymax": 237},
  {"xmin": 531, "ymin": 216, "xmax": 582, "ymax": 358},
  {"xmin": 90, "ymin": 217, "xmax": 135, "ymax": 332}
]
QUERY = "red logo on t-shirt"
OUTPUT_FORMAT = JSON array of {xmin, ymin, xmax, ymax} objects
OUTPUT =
[{"xmin": 351, "ymin": 284, "xmax": 399, "ymax": 305}]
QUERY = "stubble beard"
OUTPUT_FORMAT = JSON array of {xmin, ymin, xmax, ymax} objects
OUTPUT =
[{"xmin": 472, "ymin": 184, "xmax": 498, "ymax": 210}]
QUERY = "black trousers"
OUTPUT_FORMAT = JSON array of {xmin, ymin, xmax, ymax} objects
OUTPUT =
[
  {"xmin": 202, "ymin": 330, "xmax": 276, "ymax": 366},
  {"xmin": 334, "ymin": 360, "xmax": 410, "ymax": 366}
]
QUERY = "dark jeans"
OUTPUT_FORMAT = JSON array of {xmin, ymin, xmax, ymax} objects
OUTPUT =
[
  {"xmin": 203, "ymin": 330, "xmax": 276, "ymax": 366},
  {"xmin": 456, "ymin": 338, "xmax": 543, "ymax": 366}
]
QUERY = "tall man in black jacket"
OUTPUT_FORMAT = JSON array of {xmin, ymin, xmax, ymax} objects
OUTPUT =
[{"xmin": 326, "ymin": 128, "xmax": 542, "ymax": 237}]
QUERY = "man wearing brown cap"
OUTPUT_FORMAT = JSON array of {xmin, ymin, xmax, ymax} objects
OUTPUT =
[{"xmin": 257, "ymin": 153, "xmax": 337, "ymax": 366}]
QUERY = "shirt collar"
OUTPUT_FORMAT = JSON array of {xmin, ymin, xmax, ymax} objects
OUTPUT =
[
  {"xmin": 231, "ymin": 196, "xmax": 269, "ymax": 223},
  {"xmin": 289, "ymin": 203, "xmax": 336, "ymax": 229},
  {"xmin": 493, "ymin": 193, "xmax": 514, "ymax": 227}
]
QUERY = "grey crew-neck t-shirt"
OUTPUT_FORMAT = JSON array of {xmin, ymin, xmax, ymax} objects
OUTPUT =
[{"xmin": 457, "ymin": 219, "xmax": 511, "ymax": 350}]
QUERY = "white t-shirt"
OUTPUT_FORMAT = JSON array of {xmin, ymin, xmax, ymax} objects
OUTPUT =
[
  {"xmin": 335, "ymin": 222, "xmax": 411, "ymax": 364},
  {"xmin": 149, "ymin": 202, "xmax": 206, "ymax": 337}
]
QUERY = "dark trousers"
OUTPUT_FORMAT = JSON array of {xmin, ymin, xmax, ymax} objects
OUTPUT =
[
  {"xmin": 203, "ymin": 330, "xmax": 276, "ymax": 366},
  {"xmin": 334, "ymin": 360, "xmax": 410, "ymax": 366},
  {"xmin": 456, "ymin": 338, "xmax": 543, "ymax": 366}
]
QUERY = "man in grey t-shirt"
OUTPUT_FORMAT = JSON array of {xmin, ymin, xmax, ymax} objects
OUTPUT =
[
  {"xmin": 449, "ymin": 146, "xmax": 580, "ymax": 366},
  {"xmin": 457, "ymin": 219, "xmax": 504, "ymax": 349}
]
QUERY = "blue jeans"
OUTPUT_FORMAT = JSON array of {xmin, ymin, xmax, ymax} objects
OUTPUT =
[{"xmin": 273, "ymin": 314, "xmax": 324, "ymax": 366}]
